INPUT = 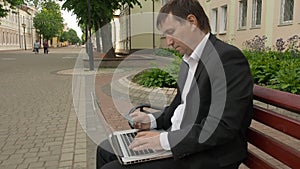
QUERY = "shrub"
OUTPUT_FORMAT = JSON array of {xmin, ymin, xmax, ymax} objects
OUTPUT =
[
  {"xmin": 132, "ymin": 48, "xmax": 182, "ymax": 88},
  {"xmin": 286, "ymin": 35, "xmax": 300, "ymax": 52},
  {"xmin": 135, "ymin": 42, "xmax": 300, "ymax": 94},
  {"xmin": 243, "ymin": 35, "xmax": 270, "ymax": 52},
  {"xmin": 275, "ymin": 38, "xmax": 285, "ymax": 52},
  {"xmin": 244, "ymin": 50, "xmax": 300, "ymax": 94},
  {"xmin": 154, "ymin": 48, "xmax": 182, "ymax": 58},
  {"xmin": 274, "ymin": 35, "xmax": 300, "ymax": 53},
  {"xmin": 132, "ymin": 68, "xmax": 177, "ymax": 88}
]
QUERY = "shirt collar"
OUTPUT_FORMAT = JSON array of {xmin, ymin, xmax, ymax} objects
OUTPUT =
[{"xmin": 183, "ymin": 33, "xmax": 210, "ymax": 63}]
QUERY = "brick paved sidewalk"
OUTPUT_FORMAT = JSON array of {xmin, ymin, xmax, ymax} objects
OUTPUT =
[{"xmin": 0, "ymin": 50, "xmax": 91, "ymax": 169}]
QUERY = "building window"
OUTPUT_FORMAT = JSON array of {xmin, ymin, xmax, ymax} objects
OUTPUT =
[
  {"xmin": 2, "ymin": 32, "xmax": 4, "ymax": 45},
  {"xmin": 211, "ymin": 8, "xmax": 218, "ymax": 34},
  {"xmin": 6, "ymin": 32, "xmax": 9, "ymax": 45},
  {"xmin": 252, "ymin": 0, "xmax": 262, "ymax": 27},
  {"xmin": 280, "ymin": 0, "xmax": 294, "ymax": 24},
  {"xmin": 0, "ymin": 30, "xmax": 3, "ymax": 45},
  {"xmin": 220, "ymin": 5, "xmax": 227, "ymax": 33},
  {"xmin": 239, "ymin": 0, "xmax": 248, "ymax": 29}
]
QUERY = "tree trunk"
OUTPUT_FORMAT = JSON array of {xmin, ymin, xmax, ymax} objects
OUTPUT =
[
  {"xmin": 94, "ymin": 22, "xmax": 102, "ymax": 53},
  {"xmin": 100, "ymin": 21, "xmax": 115, "ymax": 58},
  {"xmin": 85, "ymin": 25, "xmax": 88, "ymax": 53}
]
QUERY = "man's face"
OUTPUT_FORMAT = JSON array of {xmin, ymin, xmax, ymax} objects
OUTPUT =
[{"xmin": 160, "ymin": 14, "xmax": 193, "ymax": 56}]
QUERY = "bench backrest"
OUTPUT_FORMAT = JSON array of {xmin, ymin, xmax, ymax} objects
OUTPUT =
[{"xmin": 244, "ymin": 85, "xmax": 300, "ymax": 168}]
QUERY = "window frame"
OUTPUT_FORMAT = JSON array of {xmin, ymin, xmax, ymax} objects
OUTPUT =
[
  {"xmin": 220, "ymin": 5, "xmax": 228, "ymax": 34},
  {"xmin": 280, "ymin": 0, "xmax": 294, "ymax": 25},
  {"xmin": 211, "ymin": 8, "xmax": 218, "ymax": 34},
  {"xmin": 239, "ymin": 0, "xmax": 248, "ymax": 29},
  {"xmin": 251, "ymin": 0, "xmax": 262, "ymax": 28}
]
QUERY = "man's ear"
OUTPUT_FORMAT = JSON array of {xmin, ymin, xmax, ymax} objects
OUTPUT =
[{"xmin": 186, "ymin": 14, "xmax": 198, "ymax": 31}]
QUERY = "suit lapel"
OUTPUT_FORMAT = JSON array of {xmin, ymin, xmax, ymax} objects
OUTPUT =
[
  {"xmin": 177, "ymin": 61, "xmax": 189, "ymax": 92},
  {"xmin": 180, "ymin": 34, "xmax": 217, "ymax": 128},
  {"xmin": 192, "ymin": 34, "xmax": 216, "ymax": 88}
]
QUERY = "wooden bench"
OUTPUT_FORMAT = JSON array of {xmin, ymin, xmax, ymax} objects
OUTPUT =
[
  {"xmin": 126, "ymin": 84, "xmax": 300, "ymax": 168},
  {"xmin": 243, "ymin": 85, "xmax": 300, "ymax": 168}
]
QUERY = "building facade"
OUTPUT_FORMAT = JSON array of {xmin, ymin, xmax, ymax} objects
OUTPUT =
[
  {"xmin": 118, "ymin": 0, "xmax": 300, "ymax": 51},
  {"xmin": 201, "ymin": 0, "xmax": 300, "ymax": 49},
  {"xmin": 0, "ymin": 4, "xmax": 37, "ymax": 51},
  {"xmin": 117, "ymin": 0, "xmax": 169, "ymax": 53}
]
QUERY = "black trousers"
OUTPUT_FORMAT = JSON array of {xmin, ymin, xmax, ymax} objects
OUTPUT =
[{"xmin": 96, "ymin": 140, "xmax": 241, "ymax": 169}]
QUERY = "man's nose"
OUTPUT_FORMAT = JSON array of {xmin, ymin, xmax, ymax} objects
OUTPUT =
[{"xmin": 166, "ymin": 36, "xmax": 174, "ymax": 47}]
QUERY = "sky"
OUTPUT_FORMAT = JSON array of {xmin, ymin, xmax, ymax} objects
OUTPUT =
[{"xmin": 58, "ymin": 1, "xmax": 83, "ymax": 38}]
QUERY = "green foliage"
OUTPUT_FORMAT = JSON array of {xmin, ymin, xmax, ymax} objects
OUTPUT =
[
  {"xmin": 33, "ymin": 1, "xmax": 64, "ymax": 40},
  {"xmin": 62, "ymin": 0, "xmax": 142, "ymax": 57},
  {"xmin": 60, "ymin": 29, "xmax": 81, "ymax": 44},
  {"xmin": 244, "ymin": 50, "xmax": 300, "ymax": 94},
  {"xmin": 154, "ymin": 48, "xmax": 181, "ymax": 57},
  {"xmin": 60, "ymin": 31, "xmax": 69, "ymax": 42},
  {"xmin": 153, "ymin": 48, "xmax": 183, "ymax": 80},
  {"xmin": 134, "ymin": 47, "xmax": 300, "ymax": 94},
  {"xmin": 132, "ymin": 48, "xmax": 182, "ymax": 88},
  {"xmin": 0, "ymin": 0, "xmax": 23, "ymax": 19},
  {"xmin": 61, "ymin": 0, "xmax": 142, "ymax": 32},
  {"xmin": 132, "ymin": 68, "xmax": 177, "ymax": 88}
]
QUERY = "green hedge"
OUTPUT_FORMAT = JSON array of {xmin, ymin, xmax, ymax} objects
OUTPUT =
[
  {"xmin": 131, "ymin": 48, "xmax": 181, "ymax": 88},
  {"xmin": 133, "ymin": 48, "xmax": 300, "ymax": 94},
  {"xmin": 244, "ymin": 51, "xmax": 300, "ymax": 94},
  {"xmin": 132, "ymin": 68, "xmax": 177, "ymax": 88}
]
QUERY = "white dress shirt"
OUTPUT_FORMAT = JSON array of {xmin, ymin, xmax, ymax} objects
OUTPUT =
[{"xmin": 149, "ymin": 33, "xmax": 210, "ymax": 150}]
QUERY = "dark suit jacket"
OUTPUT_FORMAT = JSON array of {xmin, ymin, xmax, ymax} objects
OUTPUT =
[{"xmin": 154, "ymin": 34, "xmax": 253, "ymax": 167}]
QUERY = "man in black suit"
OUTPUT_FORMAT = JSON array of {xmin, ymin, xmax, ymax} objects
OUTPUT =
[{"xmin": 97, "ymin": 0, "xmax": 253, "ymax": 168}]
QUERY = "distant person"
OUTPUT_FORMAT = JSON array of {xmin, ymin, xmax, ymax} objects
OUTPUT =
[
  {"xmin": 43, "ymin": 40, "xmax": 49, "ymax": 54},
  {"xmin": 33, "ymin": 40, "xmax": 40, "ymax": 54}
]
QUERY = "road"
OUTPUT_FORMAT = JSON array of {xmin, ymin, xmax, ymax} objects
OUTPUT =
[
  {"xmin": 0, "ymin": 47, "xmax": 96, "ymax": 169},
  {"xmin": 0, "ymin": 47, "xmax": 189, "ymax": 169}
]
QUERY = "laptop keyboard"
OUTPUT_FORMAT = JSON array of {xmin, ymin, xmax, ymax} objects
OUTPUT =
[{"xmin": 120, "ymin": 132, "xmax": 155, "ymax": 156}]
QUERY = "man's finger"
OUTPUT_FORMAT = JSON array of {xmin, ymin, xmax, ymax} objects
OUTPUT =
[
  {"xmin": 129, "ymin": 139, "xmax": 146, "ymax": 149},
  {"xmin": 132, "ymin": 144, "xmax": 150, "ymax": 151},
  {"xmin": 134, "ymin": 122, "xmax": 141, "ymax": 129},
  {"xmin": 135, "ymin": 132, "xmax": 148, "ymax": 138}
]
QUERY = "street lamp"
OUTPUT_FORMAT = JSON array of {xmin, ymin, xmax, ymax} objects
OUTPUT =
[{"xmin": 22, "ymin": 23, "xmax": 27, "ymax": 50}]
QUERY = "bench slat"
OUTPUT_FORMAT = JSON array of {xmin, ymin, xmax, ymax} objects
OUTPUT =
[
  {"xmin": 244, "ymin": 151, "xmax": 275, "ymax": 169},
  {"xmin": 247, "ymin": 127, "xmax": 300, "ymax": 168},
  {"xmin": 253, "ymin": 85, "xmax": 300, "ymax": 114},
  {"xmin": 253, "ymin": 105, "xmax": 300, "ymax": 139}
]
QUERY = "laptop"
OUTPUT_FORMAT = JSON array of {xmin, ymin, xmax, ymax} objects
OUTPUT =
[
  {"xmin": 91, "ymin": 92, "xmax": 173, "ymax": 165},
  {"xmin": 108, "ymin": 128, "xmax": 173, "ymax": 165}
]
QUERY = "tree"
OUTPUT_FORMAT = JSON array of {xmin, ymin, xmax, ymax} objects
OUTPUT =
[
  {"xmin": 61, "ymin": 0, "xmax": 142, "ymax": 58},
  {"xmin": 24, "ymin": 0, "xmax": 54, "ymax": 9},
  {"xmin": 24, "ymin": 0, "xmax": 42, "ymax": 8},
  {"xmin": 68, "ymin": 29, "xmax": 81, "ymax": 44},
  {"xmin": 60, "ymin": 31, "xmax": 69, "ymax": 42},
  {"xmin": 60, "ymin": 29, "xmax": 81, "ymax": 45},
  {"xmin": 0, "ymin": 0, "xmax": 23, "ymax": 19},
  {"xmin": 33, "ymin": 1, "xmax": 64, "ymax": 41}
]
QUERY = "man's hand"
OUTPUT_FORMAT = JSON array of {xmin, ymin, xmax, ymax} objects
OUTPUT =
[
  {"xmin": 129, "ymin": 131, "xmax": 163, "ymax": 151},
  {"xmin": 130, "ymin": 111, "xmax": 151, "ymax": 130}
]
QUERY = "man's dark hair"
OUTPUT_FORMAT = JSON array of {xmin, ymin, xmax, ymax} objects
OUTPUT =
[{"xmin": 156, "ymin": 0, "xmax": 211, "ymax": 33}]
